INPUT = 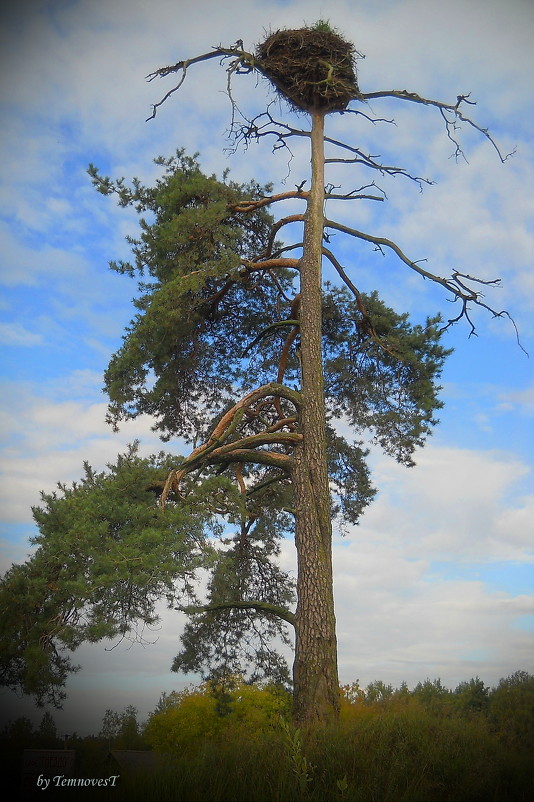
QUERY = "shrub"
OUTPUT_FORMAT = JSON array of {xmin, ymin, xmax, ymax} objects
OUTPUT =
[
  {"xmin": 144, "ymin": 678, "xmax": 291, "ymax": 755},
  {"xmin": 144, "ymin": 686, "xmax": 223, "ymax": 754}
]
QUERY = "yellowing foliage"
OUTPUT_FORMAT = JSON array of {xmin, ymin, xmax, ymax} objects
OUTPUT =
[
  {"xmin": 145, "ymin": 679, "xmax": 291, "ymax": 755},
  {"xmin": 145, "ymin": 688, "xmax": 222, "ymax": 753}
]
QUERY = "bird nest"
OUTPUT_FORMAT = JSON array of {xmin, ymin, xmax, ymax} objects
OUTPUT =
[{"xmin": 255, "ymin": 28, "xmax": 360, "ymax": 113}]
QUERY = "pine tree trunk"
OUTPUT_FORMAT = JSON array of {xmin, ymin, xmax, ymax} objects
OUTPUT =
[{"xmin": 292, "ymin": 110, "xmax": 340, "ymax": 726}]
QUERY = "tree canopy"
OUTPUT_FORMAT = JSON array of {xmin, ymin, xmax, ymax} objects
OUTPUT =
[
  {"xmin": 1, "ymin": 149, "xmax": 450, "ymax": 706},
  {"xmin": 93, "ymin": 150, "xmax": 449, "ymax": 489},
  {"xmin": 0, "ymin": 446, "xmax": 213, "ymax": 706}
]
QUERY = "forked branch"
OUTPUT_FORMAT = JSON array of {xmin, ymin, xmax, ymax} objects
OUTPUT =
[{"xmin": 146, "ymin": 45, "xmax": 255, "ymax": 121}]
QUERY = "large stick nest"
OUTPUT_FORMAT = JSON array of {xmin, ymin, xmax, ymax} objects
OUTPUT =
[{"xmin": 255, "ymin": 28, "xmax": 360, "ymax": 113}]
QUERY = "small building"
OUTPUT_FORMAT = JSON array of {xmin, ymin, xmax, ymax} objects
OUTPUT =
[{"xmin": 21, "ymin": 749, "xmax": 76, "ymax": 798}]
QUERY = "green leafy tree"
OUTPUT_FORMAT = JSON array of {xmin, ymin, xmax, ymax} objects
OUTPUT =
[
  {"xmin": 116, "ymin": 705, "xmax": 144, "ymax": 750},
  {"xmin": 0, "ymin": 716, "xmax": 35, "ymax": 746},
  {"xmin": 412, "ymin": 678, "xmax": 452, "ymax": 714},
  {"xmin": 364, "ymin": 680, "xmax": 394, "ymax": 704},
  {"xmin": 489, "ymin": 670, "xmax": 534, "ymax": 746},
  {"xmin": 100, "ymin": 709, "xmax": 122, "ymax": 750},
  {"xmin": 145, "ymin": 686, "xmax": 223, "ymax": 754},
  {"xmin": 100, "ymin": 705, "xmax": 144, "ymax": 749},
  {"xmin": 36, "ymin": 711, "xmax": 60, "ymax": 747},
  {"xmin": 454, "ymin": 676, "xmax": 489, "ymax": 715},
  {"xmin": 144, "ymin": 679, "xmax": 291, "ymax": 754}
]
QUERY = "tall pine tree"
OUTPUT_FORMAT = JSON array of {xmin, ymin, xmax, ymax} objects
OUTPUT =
[{"xmin": 1, "ymin": 23, "xmax": 514, "ymax": 725}]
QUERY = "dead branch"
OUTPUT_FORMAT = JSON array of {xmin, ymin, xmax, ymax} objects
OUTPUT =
[
  {"xmin": 241, "ymin": 256, "xmax": 300, "ymax": 272},
  {"xmin": 324, "ymin": 135, "xmax": 434, "ymax": 188},
  {"xmin": 230, "ymin": 189, "xmax": 309, "ymax": 214},
  {"xmin": 324, "ymin": 217, "xmax": 517, "ymax": 335},
  {"xmin": 262, "ymin": 214, "xmax": 305, "ymax": 259},
  {"xmin": 146, "ymin": 45, "xmax": 255, "ymax": 121},
  {"xmin": 325, "ymin": 189, "xmax": 385, "ymax": 202},
  {"xmin": 322, "ymin": 247, "xmax": 400, "ymax": 359},
  {"xmin": 226, "ymin": 107, "xmax": 310, "ymax": 155},
  {"xmin": 336, "ymin": 107, "xmax": 397, "ymax": 126},
  {"xmin": 361, "ymin": 90, "xmax": 516, "ymax": 163}
]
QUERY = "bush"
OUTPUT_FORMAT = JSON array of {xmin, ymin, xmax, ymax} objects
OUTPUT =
[
  {"xmin": 144, "ymin": 678, "xmax": 291, "ymax": 755},
  {"xmin": 144, "ymin": 686, "xmax": 223, "ymax": 754}
]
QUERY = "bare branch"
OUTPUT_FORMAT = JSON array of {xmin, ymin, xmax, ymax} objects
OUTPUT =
[
  {"xmin": 322, "ymin": 247, "xmax": 401, "ymax": 359},
  {"xmin": 324, "ymin": 135, "xmax": 434, "ymax": 188},
  {"xmin": 241, "ymin": 256, "xmax": 300, "ymax": 272},
  {"xmin": 225, "ymin": 107, "xmax": 309, "ymax": 180},
  {"xmin": 361, "ymin": 90, "xmax": 516, "ymax": 163},
  {"xmin": 262, "ymin": 214, "xmax": 305, "ymax": 259},
  {"xmin": 325, "ymin": 189, "xmax": 385, "ymax": 202},
  {"xmin": 230, "ymin": 189, "xmax": 308, "ymax": 214},
  {"xmin": 145, "ymin": 45, "xmax": 255, "ymax": 121},
  {"xmin": 228, "ymin": 107, "xmax": 309, "ymax": 147},
  {"xmin": 335, "ymin": 107, "xmax": 397, "ymax": 127},
  {"xmin": 324, "ymin": 218, "xmax": 518, "ymax": 334}
]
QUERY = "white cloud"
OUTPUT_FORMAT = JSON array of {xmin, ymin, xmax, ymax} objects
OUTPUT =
[
  {"xmin": 497, "ymin": 385, "xmax": 534, "ymax": 415},
  {"xmin": 335, "ymin": 570, "xmax": 534, "ymax": 689},
  {"xmin": 0, "ymin": 379, "xmax": 182, "ymax": 537},
  {"xmin": 0, "ymin": 322, "xmax": 44, "ymax": 346},
  {"xmin": 361, "ymin": 445, "xmax": 533, "ymax": 562}
]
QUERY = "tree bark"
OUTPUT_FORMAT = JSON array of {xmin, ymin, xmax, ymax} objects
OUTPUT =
[{"xmin": 292, "ymin": 110, "xmax": 340, "ymax": 726}]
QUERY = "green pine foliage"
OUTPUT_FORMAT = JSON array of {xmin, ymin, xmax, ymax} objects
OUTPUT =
[
  {"xmin": 0, "ymin": 444, "xmax": 214, "ymax": 706},
  {"xmin": 89, "ymin": 150, "xmax": 288, "ymax": 442},
  {"xmin": 173, "ymin": 539, "xmax": 296, "ymax": 686},
  {"xmin": 1, "ymin": 150, "xmax": 452, "ymax": 703},
  {"xmin": 323, "ymin": 286, "xmax": 451, "ymax": 468}
]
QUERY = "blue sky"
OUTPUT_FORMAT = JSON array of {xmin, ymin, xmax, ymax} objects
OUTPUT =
[{"xmin": 1, "ymin": 0, "xmax": 533, "ymax": 735}]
